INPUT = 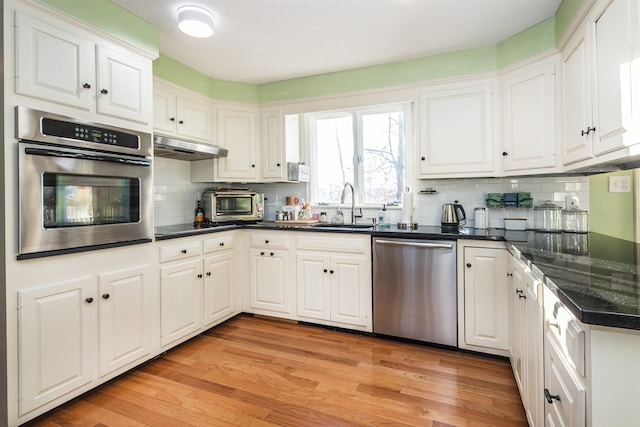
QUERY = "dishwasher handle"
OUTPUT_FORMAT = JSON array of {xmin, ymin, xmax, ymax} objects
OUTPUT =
[{"xmin": 375, "ymin": 239, "xmax": 454, "ymax": 250}]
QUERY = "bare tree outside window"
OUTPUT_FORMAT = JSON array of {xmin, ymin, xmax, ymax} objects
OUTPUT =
[{"xmin": 311, "ymin": 105, "xmax": 407, "ymax": 205}]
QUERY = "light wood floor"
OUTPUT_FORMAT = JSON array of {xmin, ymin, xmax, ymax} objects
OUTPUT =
[{"xmin": 26, "ymin": 314, "xmax": 527, "ymax": 426}]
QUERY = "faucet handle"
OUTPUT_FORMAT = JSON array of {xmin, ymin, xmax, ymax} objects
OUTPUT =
[{"xmin": 354, "ymin": 208, "xmax": 363, "ymax": 218}]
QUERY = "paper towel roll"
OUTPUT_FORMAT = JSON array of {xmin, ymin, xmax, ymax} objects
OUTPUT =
[{"xmin": 401, "ymin": 190, "xmax": 413, "ymax": 224}]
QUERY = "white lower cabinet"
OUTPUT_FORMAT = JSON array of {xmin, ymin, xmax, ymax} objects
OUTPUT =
[
  {"xmin": 247, "ymin": 232, "xmax": 295, "ymax": 318},
  {"xmin": 159, "ymin": 232, "xmax": 237, "ymax": 348},
  {"xmin": 508, "ymin": 253, "xmax": 544, "ymax": 427},
  {"xmin": 17, "ymin": 265, "xmax": 151, "ymax": 416},
  {"xmin": 458, "ymin": 241, "xmax": 508, "ymax": 355},
  {"xmin": 296, "ymin": 234, "xmax": 372, "ymax": 331}
]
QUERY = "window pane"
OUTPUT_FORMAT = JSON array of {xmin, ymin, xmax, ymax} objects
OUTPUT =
[
  {"xmin": 362, "ymin": 111, "xmax": 404, "ymax": 204},
  {"xmin": 314, "ymin": 115, "xmax": 354, "ymax": 204}
]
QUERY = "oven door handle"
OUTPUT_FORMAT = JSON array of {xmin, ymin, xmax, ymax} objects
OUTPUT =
[{"xmin": 24, "ymin": 147, "xmax": 151, "ymax": 166}]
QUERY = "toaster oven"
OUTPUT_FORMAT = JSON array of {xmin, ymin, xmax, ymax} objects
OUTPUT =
[{"xmin": 201, "ymin": 189, "xmax": 264, "ymax": 223}]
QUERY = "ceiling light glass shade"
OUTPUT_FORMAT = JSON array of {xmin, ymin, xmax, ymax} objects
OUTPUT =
[{"xmin": 178, "ymin": 6, "xmax": 215, "ymax": 38}]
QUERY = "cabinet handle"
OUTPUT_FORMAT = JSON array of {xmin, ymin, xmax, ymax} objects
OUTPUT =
[
  {"xmin": 519, "ymin": 293, "xmax": 527, "ymax": 300},
  {"xmin": 260, "ymin": 251, "xmax": 265, "ymax": 256},
  {"xmin": 181, "ymin": 249, "xmax": 187, "ymax": 254},
  {"xmin": 507, "ymin": 272, "xmax": 513, "ymax": 277},
  {"xmin": 502, "ymin": 151, "xmax": 508, "ymax": 156},
  {"xmin": 265, "ymin": 240, "xmax": 269, "ymax": 244},
  {"xmin": 330, "ymin": 270, "xmax": 334, "ymax": 274},
  {"xmin": 276, "ymin": 163, "xmax": 281, "ymax": 167},
  {"xmin": 421, "ymin": 156, "xmax": 426, "ymax": 161},
  {"xmin": 100, "ymin": 89, "xmax": 108, "ymax": 95},
  {"xmin": 170, "ymin": 117, "xmax": 175, "ymax": 122},
  {"xmin": 85, "ymin": 297, "xmax": 94, "ymax": 303},
  {"xmin": 323, "ymin": 269, "xmax": 328, "ymax": 273},
  {"xmin": 179, "ymin": 120, "xmax": 184, "ymax": 124},
  {"xmin": 466, "ymin": 263, "xmax": 471, "ymax": 268},
  {"xmin": 251, "ymin": 164, "xmax": 256, "ymax": 168},
  {"xmin": 102, "ymin": 293, "xmax": 110, "ymax": 300},
  {"xmin": 270, "ymin": 252, "xmax": 274, "ymax": 256},
  {"xmin": 206, "ymin": 272, "xmax": 211, "ymax": 276},
  {"xmin": 544, "ymin": 388, "xmax": 561, "ymax": 404},
  {"xmin": 82, "ymin": 83, "xmax": 91, "ymax": 89},
  {"xmin": 197, "ymin": 274, "xmax": 203, "ymax": 278},
  {"xmin": 581, "ymin": 126, "xmax": 596, "ymax": 136},
  {"xmin": 219, "ymin": 242, "xmax": 224, "ymax": 247},
  {"xmin": 547, "ymin": 321, "xmax": 560, "ymax": 331}
]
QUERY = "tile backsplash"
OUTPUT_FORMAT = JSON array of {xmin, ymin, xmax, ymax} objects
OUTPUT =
[{"xmin": 153, "ymin": 158, "xmax": 589, "ymax": 230}]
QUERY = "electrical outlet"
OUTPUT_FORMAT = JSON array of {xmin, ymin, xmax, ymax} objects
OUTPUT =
[
  {"xmin": 609, "ymin": 176, "xmax": 632, "ymax": 192},
  {"xmin": 566, "ymin": 195, "xmax": 579, "ymax": 209}
]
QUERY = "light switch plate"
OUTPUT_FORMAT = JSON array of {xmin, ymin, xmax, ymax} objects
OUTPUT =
[{"xmin": 609, "ymin": 176, "xmax": 632, "ymax": 192}]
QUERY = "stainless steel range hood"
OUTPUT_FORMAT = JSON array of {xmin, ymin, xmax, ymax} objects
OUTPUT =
[{"xmin": 153, "ymin": 134, "xmax": 228, "ymax": 161}]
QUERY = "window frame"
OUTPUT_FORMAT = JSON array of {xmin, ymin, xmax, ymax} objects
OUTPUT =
[{"xmin": 307, "ymin": 102, "xmax": 411, "ymax": 207}]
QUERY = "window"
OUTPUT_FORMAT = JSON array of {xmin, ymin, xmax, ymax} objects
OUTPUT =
[{"xmin": 309, "ymin": 103, "xmax": 409, "ymax": 206}]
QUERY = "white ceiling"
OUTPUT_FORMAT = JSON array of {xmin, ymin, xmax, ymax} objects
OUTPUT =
[{"xmin": 111, "ymin": 0, "xmax": 562, "ymax": 84}]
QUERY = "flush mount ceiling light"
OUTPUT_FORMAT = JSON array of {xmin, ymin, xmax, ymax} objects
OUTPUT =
[{"xmin": 178, "ymin": 5, "xmax": 215, "ymax": 38}]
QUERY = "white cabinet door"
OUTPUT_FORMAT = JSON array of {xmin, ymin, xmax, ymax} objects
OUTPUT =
[
  {"xmin": 176, "ymin": 96, "xmax": 213, "ymax": 142},
  {"xmin": 501, "ymin": 58, "xmax": 558, "ymax": 172},
  {"xmin": 510, "ymin": 256, "xmax": 526, "ymax": 395},
  {"xmin": 97, "ymin": 266, "xmax": 151, "ymax": 377},
  {"xmin": 561, "ymin": 24, "xmax": 595, "ymax": 165},
  {"xmin": 18, "ymin": 277, "xmax": 94, "ymax": 416},
  {"xmin": 418, "ymin": 82, "xmax": 495, "ymax": 177},
  {"xmin": 152, "ymin": 86, "xmax": 177, "ymax": 135},
  {"xmin": 524, "ymin": 270, "xmax": 544, "ymax": 427},
  {"xmin": 330, "ymin": 255, "xmax": 370, "ymax": 327},
  {"xmin": 462, "ymin": 247, "xmax": 508, "ymax": 350},
  {"xmin": 160, "ymin": 258, "xmax": 203, "ymax": 347},
  {"xmin": 95, "ymin": 45, "xmax": 151, "ymax": 124},
  {"xmin": 15, "ymin": 11, "xmax": 94, "ymax": 110},
  {"xmin": 297, "ymin": 253, "xmax": 331, "ymax": 320},
  {"xmin": 593, "ymin": 0, "xmax": 640, "ymax": 155},
  {"xmin": 216, "ymin": 108, "xmax": 259, "ymax": 182},
  {"xmin": 249, "ymin": 248, "xmax": 291, "ymax": 314},
  {"xmin": 203, "ymin": 251, "xmax": 235, "ymax": 327},
  {"xmin": 261, "ymin": 110, "xmax": 287, "ymax": 181}
]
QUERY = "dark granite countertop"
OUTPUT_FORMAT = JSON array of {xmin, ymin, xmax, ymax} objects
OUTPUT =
[{"xmin": 155, "ymin": 221, "xmax": 640, "ymax": 331}]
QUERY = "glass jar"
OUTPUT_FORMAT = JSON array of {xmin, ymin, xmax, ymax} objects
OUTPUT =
[
  {"xmin": 562, "ymin": 208, "xmax": 588, "ymax": 233},
  {"xmin": 534, "ymin": 201, "xmax": 562, "ymax": 231}
]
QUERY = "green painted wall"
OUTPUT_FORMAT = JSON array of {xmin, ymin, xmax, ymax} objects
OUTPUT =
[
  {"xmin": 589, "ymin": 171, "xmax": 636, "ymax": 241},
  {"xmin": 154, "ymin": 55, "xmax": 258, "ymax": 103},
  {"xmin": 496, "ymin": 17, "xmax": 556, "ymax": 69},
  {"xmin": 555, "ymin": 0, "xmax": 587, "ymax": 44},
  {"xmin": 40, "ymin": 0, "xmax": 158, "ymax": 56},
  {"xmin": 40, "ymin": 0, "xmax": 580, "ymax": 105}
]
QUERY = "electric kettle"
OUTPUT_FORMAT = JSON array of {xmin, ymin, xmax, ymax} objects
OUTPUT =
[{"xmin": 441, "ymin": 202, "xmax": 466, "ymax": 229}]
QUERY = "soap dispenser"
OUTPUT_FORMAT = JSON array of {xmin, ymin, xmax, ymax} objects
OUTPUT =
[{"xmin": 377, "ymin": 204, "xmax": 389, "ymax": 228}]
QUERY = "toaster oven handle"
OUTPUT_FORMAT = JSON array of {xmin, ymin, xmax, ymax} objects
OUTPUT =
[{"xmin": 24, "ymin": 147, "xmax": 151, "ymax": 166}]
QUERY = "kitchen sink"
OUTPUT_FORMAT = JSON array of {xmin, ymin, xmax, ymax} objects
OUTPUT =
[{"xmin": 312, "ymin": 223, "xmax": 374, "ymax": 229}]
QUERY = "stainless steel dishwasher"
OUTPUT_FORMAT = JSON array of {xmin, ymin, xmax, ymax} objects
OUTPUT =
[{"xmin": 373, "ymin": 237, "xmax": 457, "ymax": 347}]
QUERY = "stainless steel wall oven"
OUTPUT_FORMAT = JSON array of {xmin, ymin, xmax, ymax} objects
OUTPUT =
[{"xmin": 16, "ymin": 107, "xmax": 153, "ymax": 258}]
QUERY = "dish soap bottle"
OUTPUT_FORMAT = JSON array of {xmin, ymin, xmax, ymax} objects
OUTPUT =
[{"xmin": 377, "ymin": 204, "xmax": 389, "ymax": 228}]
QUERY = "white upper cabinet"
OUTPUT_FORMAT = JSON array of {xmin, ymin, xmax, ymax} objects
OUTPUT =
[
  {"xmin": 418, "ymin": 80, "xmax": 496, "ymax": 178},
  {"xmin": 153, "ymin": 78, "xmax": 213, "ymax": 143},
  {"xmin": 561, "ymin": 0, "xmax": 640, "ymax": 166},
  {"xmin": 15, "ymin": 9, "xmax": 152, "ymax": 126},
  {"xmin": 214, "ymin": 105, "xmax": 259, "ymax": 182},
  {"xmin": 501, "ymin": 56, "xmax": 559, "ymax": 173},
  {"xmin": 261, "ymin": 110, "xmax": 286, "ymax": 181}
]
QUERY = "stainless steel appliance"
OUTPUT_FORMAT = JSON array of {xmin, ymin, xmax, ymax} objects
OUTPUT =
[
  {"xmin": 373, "ymin": 237, "xmax": 457, "ymax": 347},
  {"xmin": 153, "ymin": 134, "xmax": 228, "ymax": 161},
  {"xmin": 16, "ymin": 107, "xmax": 153, "ymax": 258},
  {"xmin": 201, "ymin": 188, "xmax": 264, "ymax": 223},
  {"xmin": 441, "ymin": 202, "xmax": 466, "ymax": 230}
]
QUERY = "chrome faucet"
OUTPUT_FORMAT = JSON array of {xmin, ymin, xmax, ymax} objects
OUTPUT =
[{"xmin": 340, "ymin": 182, "xmax": 362, "ymax": 224}]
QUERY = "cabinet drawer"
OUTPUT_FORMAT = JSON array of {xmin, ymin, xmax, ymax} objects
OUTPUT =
[
  {"xmin": 545, "ymin": 334, "xmax": 586, "ymax": 427},
  {"xmin": 159, "ymin": 241, "xmax": 202, "ymax": 263},
  {"xmin": 296, "ymin": 234, "xmax": 369, "ymax": 254},
  {"xmin": 249, "ymin": 233, "xmax": 290, "ymax": 249},
  {"xmin": 203, "ymin": 234, "xmax": 235, "ymax": 253}
]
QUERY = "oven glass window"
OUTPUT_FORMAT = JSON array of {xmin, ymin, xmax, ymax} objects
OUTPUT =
[
  {"xmin": 42, "ymin": 173, "xmax": 140, "ymax": 228},
  {"xmin": 216, "ymin": 196, "xmax": 253, "ymax": 215}
]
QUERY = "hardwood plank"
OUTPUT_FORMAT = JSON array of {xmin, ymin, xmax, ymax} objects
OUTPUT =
[{"xmin": 25, "ymin": 314, "xmax": 526, "ymax": 426}]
